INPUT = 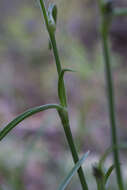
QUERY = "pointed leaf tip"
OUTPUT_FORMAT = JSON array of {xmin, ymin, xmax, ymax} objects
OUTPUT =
[{"xmin": 104, "ymin": 164, "xmax": 115, "ymax": 185}]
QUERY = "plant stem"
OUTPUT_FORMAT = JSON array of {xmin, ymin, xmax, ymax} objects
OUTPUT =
[
  {"xmin": 96, "ymin": 180, "xmax": 105, "ymax": 190},
  {"xmin": 98, "ymin": 1, "xmax": 124, "ymax": 189},
  {"xmin": 49, "ymin": 32, "xmax": 88, "ymax": 190},
  {"xmin": 48, "ymin": 32, "xmax": 67, "ymax": 107},
  {"xmin": 49, "ymin": 31, "xmax": 62, "ymax": 76},
  {"xmin": 51, "ymin": 28, "xmax": 88, "ymax": 188},
  {"xmin": 39, "ymin": 0, "xmax": 62, "ymax": 76},
  {"xmin": 59, "ymin": 110, "xmax": 88, "ymax": 190},
  {"xmin": 102, "ymin": 30, "xmax": 124, "ymax": 190},
  {"xmin": 39, "ymin": 0, "xmax": 89, "ymax": 189}
]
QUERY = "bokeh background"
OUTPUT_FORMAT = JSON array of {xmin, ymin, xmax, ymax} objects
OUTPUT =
[{"xmin": 0, "ymin": 0, "xmax": 127, "ymax": 189}]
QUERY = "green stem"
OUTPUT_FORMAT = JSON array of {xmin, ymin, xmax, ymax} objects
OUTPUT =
[
  {"xmin": 52, "ymin": 31, "xmax": 88, "ymax": 188},
  {"xmin": 49, "ymin": 31, "xmax": 62, "ymax": 76},
  {"xmin": 59, "ymin": 110, "xmax": 88, "ymax": 190},
  {"xmin": 39, "ymin": 0, "xmax": 49, "ymax": 29},
  {"xmin": 102, "ymin": 30, "xmax": 124, "ymax": 190},
  {"xmin": 39, "ymin": 0, "xmax": 89, "ymax": 189},
  {"xmin": 96, "ymin": 181, "xmax": 104, "ymax": 190},
  {"xmin": 39, "ymin": 0, "xmax": 67, "ymax": 106},
  {"xmin": 98, "ymin": 1, "xmax": 124, "ymax": 189},
  {"xmin": 49, "ymin": 32, "xmax": 67, "ymax": 107},
  {"xmin": 39, "ymin": 0, "xmax": 62, "ymax": 76},
  {"xmin": 97, "ymin": 182, "xmax": 101, "ymax": 190}
]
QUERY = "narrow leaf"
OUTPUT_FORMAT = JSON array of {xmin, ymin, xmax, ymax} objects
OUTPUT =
[
  {"xmin": 57, "ymin": 151, "xmax": 90, "ymax": 190},
  {"xmin": 104, "ymin": 165, "xmax": 115, "ymax": 185},
  {"xmin": 0, "ymin": 104, "xmax": 65, "ymax": 141},
  {"xmin": 58, "ymin": 68, "xmax": 75, "ymax": 106},
  {"xmin": 99, "ymin": 143, "xmax": 127, "ymax": 169},
  {"xmin": 99, "ymin": 147, "xmax": 112, "ymax": 169}
]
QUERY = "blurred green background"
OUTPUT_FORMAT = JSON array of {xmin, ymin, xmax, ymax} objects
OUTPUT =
[{"xmin": 0, "ymin": 0, "xmax": 127, "ymax": 189}]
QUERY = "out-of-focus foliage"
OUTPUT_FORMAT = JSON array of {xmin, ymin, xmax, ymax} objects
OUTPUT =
[{"xmin": 0, "ymin": 0, "xmax": 127, "ymax": 189}]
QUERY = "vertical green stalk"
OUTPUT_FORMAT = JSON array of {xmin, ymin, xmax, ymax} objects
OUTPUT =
[
  {"xmin": 39, "ymin": 0, "xmax": 89, "ymax": 190},
  {"xmin": 59, "ymin": 110, "xmax": 88, "ymax": 190},
  {"xmin": 48, "ymin": 32, "xmax": 67, "ymax": 106},
  {"xmin": 96, "ymin": 181, "xmax": 105, "ymax": 190},
  {"xmin": 102, "ymin": 28, "xmax": 124, "ymax": 190},
  {"xmin": 93, "ymin": 165, "xmax": 106, "ymax": 190},
  {"xmin": 102, "ymin": 31, "xmax": 124, "ymax": 190},
  {"xmin": 98, "ymin": 0, "xmax": 124, "ymax": 189}
]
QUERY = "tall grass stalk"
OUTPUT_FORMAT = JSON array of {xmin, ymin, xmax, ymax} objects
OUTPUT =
[
  {"xmin": 97, "ymin": 0, "xmax": 124, "ymax": 189},
  {"xmin": 0, "ymin": 0, "xmax": 89, "ymax": 189},
  {"xmin": 38, "ymin": 0, "xmax": 88, "ymax": 189}
]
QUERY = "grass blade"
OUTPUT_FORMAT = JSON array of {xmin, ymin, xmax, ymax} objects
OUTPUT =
[
  {"xmin": 58, "ymin": 69, "xmax": 75, "ymax": 106},
  {"xmin": 57, "ymin": 151, "xmax": 89, "ymax": 190},
  {"xmin": 104, "ymin": 165, "xmax": 115, "ymax": 185},
  {"xmin": 0, "ymin": 104, "xmax": 65, "ymax": 141},
  {"xmin": 99, "ymin": 143, "xmax": 127, "ymax": 169}
]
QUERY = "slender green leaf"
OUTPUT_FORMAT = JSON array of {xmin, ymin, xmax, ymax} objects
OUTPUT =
[
  {"xmin": 57, "ymin": 151, "xmax": 90, "ymax": 190},
  {"xmin": 99, "ymin": 148, "xmax": 112, "ymax": 169},
  {"xmin": 0, "ymin": 104, "xmax": 65, "ymax": 141},
  {"xmin": 104, "ymin": 165, "xmax": 115, "ymax": 185},
  {"xmin": 58, "ymin": 69, "xmax": 75, "ymax": 106},
  {"xmin": 99, "ymin": 143, "xmax": 127, "ymax": 169}
]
